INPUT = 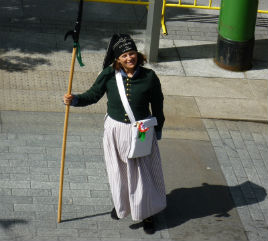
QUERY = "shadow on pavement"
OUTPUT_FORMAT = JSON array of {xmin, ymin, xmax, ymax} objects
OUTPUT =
[
  {"xmin": 166, "ymin": 14, "xmax": 268, "ymax": 28},
  {"xmin": 2, "ymin": 38, "xmax": 266, "ymax": 72},
  {"xmin": 167, "ymin": 13, "xmax": 219, "ymax": 24},
  {"xmin": 0, "ymin": 219, "xmax": 28, "ymax": 229},
  {"xmin": 60, "ymin": 211, "xmax": 110, "ymax": 223},
  {"xmin": 1, "ymin": 0, "xmax": 267, "ymax": 72},
  {"xmin": 165, "ymin": 6, "xmax": 268, "ymax": 28},
  {"xmin": 0, "ymin": 219, "xmax": 30, "ymax": 240},
  {"xmin": 158, "ymin": 39, "xmax": 268, "ymax": 70},
  {"xmin": 0, "ymin": 0, "xmax": 148, "ymax": 72},
  {"xmin": 159, "ymin": 43, "xmax": 216, "ymax": 60},
  {"xmin": 0, "ymin": 56, "xmax": 51, "ymax": 72},
  {"xmin": 157, "ymin": 181, "xmax": 266, "ymax": 230}
]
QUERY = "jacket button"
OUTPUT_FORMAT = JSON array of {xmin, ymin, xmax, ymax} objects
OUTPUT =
[
  {"xmin": 125, "ymin": 113, "xmax": 128, "ymax": 116},
  {"xmin": 124, "ymin": 118, "xmax": 128, "ymax": 122}
]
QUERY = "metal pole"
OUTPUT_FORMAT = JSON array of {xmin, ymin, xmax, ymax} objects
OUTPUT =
[
  {"xmin": 145, "ymin": 0, "xmax": 163, "ymax": 63},
  {"xmin": 214, "ymin": 0, "xmax": 258, "ymax": 71}
]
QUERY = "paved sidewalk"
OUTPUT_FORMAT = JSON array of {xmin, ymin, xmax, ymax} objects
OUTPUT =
[
  {"xmin": 0, "ymin": 34, "xmax": 267, "ymax": 122},
  {"xmin": 0, "ymin": 1, "xmax": 268, "ymax": 241},
  {"xmin": 0, "ymin": 111, "xmax": 169, "ymax": 241},
  {"xmin": 204, "ymin": 119, "xmax": 268, "ymax": 241},
  {"xmin": 0, "ymin": 2, "xmax": 267, "ymax": 122},
  {"xmin": 0, "ymin": 111, "xmax": 267, "ymax": 241}
]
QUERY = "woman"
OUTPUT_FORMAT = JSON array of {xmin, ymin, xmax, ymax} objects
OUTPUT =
[{"xmin": 64, "ymin": 34, "xmax": 166, "ymax": 234}]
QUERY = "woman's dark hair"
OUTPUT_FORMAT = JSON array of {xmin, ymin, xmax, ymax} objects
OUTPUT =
[{"xmin": 112, "ymin": 52, "xmax": 147, "ymax": 70}]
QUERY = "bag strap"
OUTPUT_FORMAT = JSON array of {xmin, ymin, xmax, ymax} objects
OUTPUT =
[{"xmin": 115, "ymin": 70, "xmax": 136, "ymax": 124}]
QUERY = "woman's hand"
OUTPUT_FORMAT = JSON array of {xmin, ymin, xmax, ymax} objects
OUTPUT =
[{"xmin": 63, "ymin": 94, "xmax": 74, "ymax": 105}]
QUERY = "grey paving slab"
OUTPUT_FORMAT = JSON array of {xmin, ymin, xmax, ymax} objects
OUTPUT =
[
  {"xmin": 159, "ymin": 138, "xmax": 248, "ymax": 241},
  {"xmin": 0, "ymin": 110, "xmax": 172, "ymax": 240},
  {"xmin": 204, "ymin": 119, "xmax": 268, "ymax": 241},
  {"xmin": 0, "ymin": 110, "xmax": 256, "ymax": 241},
  {"xmin": 181, "ymin": 58, "xmax": 245, "ymax": 78},
  {"xmin": 195, "ymin": 97, "xmax": 268, "ymax": 121},
  {"xmin": 160, "ymin": 75, "xmax": 256, "ymax": 98}
]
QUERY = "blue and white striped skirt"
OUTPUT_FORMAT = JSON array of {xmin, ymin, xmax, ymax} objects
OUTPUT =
[{"xmin": 103, "ymin": 115, "xmax": 166, "ymax": 221}]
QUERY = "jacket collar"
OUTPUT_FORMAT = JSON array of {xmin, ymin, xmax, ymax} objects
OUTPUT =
[{"xmin": 120, "ymin": 66, "xmax": 140, "ymax": 79}]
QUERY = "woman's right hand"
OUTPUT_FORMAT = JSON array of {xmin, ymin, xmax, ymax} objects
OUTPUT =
[{"xmin": 63, "ymin": 94, "xmax": 74, "ymax": 105}]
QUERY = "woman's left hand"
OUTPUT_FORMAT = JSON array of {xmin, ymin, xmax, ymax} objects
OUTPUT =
[{"xmin": 63, "ymin": 94, "xmax": 74, "ymax": 105}]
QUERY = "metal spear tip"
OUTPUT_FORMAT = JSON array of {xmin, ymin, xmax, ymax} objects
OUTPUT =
[
  {"xmin": 64, "ymin": 30, "xmax": 74, "ymax": 41},
  {"xmin": 64, "ymin": 0, "xmax": 83, "ymax": 42}
]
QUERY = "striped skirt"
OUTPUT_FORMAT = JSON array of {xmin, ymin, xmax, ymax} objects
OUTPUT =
[{"xmin": 103, "ymin": 115, "xmax": 166, "ymax": 221}]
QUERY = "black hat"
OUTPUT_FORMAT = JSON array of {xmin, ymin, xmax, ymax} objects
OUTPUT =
[{"xmin": 103, "ymin": 33, "xmax": 137, "ymax": 69}]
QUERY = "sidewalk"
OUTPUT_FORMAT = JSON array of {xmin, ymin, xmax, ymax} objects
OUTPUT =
[
  {"xmin": 0, "ymin": 111, "xmax": 267, "ymax": 241},
  {"xmin": 0, "ymin": 34, "xmax": 267, "ymax": 123},
  {"xmin": 0, "ymin": 1, "xmax": 268, "ymax": 241},
  {"xmin": 0, "ymin": 4, "xmax": 267, "ymax": 122}
]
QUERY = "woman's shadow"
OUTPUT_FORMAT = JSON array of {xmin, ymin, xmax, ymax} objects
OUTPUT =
[
  {"xmin": 130, "ymin": 181, "xmax": 266, "ymax": 230},
  {"xmin": 156, "ymin": 181, "xmax": 267, "ymax": 230}
]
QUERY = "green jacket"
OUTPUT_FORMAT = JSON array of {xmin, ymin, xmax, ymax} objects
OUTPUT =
[{"xmin": 73, "ymin": 66, "xmax": 165, "ymax": 132}]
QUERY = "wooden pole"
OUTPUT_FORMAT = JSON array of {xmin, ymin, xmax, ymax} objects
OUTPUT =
[{"xmin": 57, "ymin": 47, "xmax": 77, "ymax": 223}]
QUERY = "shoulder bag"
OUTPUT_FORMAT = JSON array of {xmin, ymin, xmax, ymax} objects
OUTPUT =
[{"xmin": 115, "ymin": 70, "xmax": 157, "ymax": 158}]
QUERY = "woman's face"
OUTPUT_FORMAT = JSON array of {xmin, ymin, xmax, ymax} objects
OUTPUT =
[{"xmin": 117, "ymin": 50, "xmax": 138, "ymax": 72}]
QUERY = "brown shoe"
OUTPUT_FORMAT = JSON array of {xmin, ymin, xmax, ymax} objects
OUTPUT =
[
  {"xmin": 111, "ymin": 207, "xmax": 119, "ymax": 220},
  {"xmin": 142, "ymin": 216, "xmax": 155, "ymax": 234}
]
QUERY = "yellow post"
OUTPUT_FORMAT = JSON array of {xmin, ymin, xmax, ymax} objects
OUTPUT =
[
  {"xmin": 57, "ymin": 47, "xmax": 77, "ymax": 223},
  {"xmin": 161, "ymin": 0, "xmax": 167, "ymax": 35},
  {"xmin": 209, "ymin": 0, "xmax": 212, "ymax": 8}
]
